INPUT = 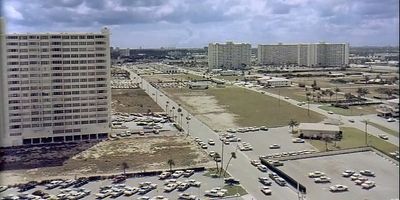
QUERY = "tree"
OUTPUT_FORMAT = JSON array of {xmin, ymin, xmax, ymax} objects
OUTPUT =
[
  {"xmin": 356, "ymin": 88, "xmax": 369, "ymax": 102},
  {"xmin": 213, "ymin": 153, "xmax": 221, "ymax": 174},
  {"xmin": 122, "ymin": 162, "xmax": 129, "ymax": 175},
  {"xmin": 344, "ymin": 93, "xmax": 353, "ymax": 102},
  {"xmin": 384, "ymin": 88, "xmax": 394, "ymax": 98},
  {"xmin": 288, "ymin": 119, "xmax": 299, "ymax": 134},
  {"xmin": 326, "ymin": 89, "xmax": 334, "ymax": 102},
  {"xmin": 167, "ymin": 159, "xmax": 175, "ymax": 172},
  {"xmin": 364, "ymin": 75, "xmax": 370, "ymax": 84},
  {"xmin": 177, "ymin": 107, "xmax": 182, "ymax": 125},
  {"xmin": 224, "ymin": 152, "xmax": 237, "ymax": 177},
  {"xmin": 334, "ymin": 87, "xmax": 341, "ymax": 103},
  {"xmin": 323, "ymin": 137, "xmax": 333, "ymax": 151},
  {"xmin": 312, "ymin": 80, "xmax": 317, "ymax": 88}
]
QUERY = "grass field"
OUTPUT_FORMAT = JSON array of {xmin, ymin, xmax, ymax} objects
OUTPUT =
[
  {"xmin": 263, "ymin": 87, "xmax": 308, "ymax": 102},
  {"xmin": 319, "ymin": 104, "xmax": 377, "ymax": 116},
  {"xmin": 112, "ymin": 89, "xmax": 163, "ymax": 113},
  {"xmin": 367, "ymin": 121, "xmax": 399, "ymax": 137},
  {"xmin": 223, "ymin": 185, "xmax": 248, "ymax": 196},
  {"xmin": 308, "ymin": 127, "xmax": 399, "ymax": 156},
  {"xmin": 206, "ymin": 87, "xmax": 325, "ymax": 127}
]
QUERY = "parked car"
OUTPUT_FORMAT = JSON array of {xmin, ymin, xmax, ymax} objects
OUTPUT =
[
  {"xmin": 329, "ymin": 185, "xmax": 348, "ymax": 192},
  {"xmin": 360, "ymin": 170, "xmax": 375, "ymax": 177},
  {"xmin": 159, "ymin": 172, "xmax": 171, "ymax": 180},
  {"xmin": 124, "ymin": 187, "xmax": 139, "ymax": 196},
  {"xmin": 308, "ymin": 171, "xmax": 325, "ymax": 178},
  {"xmin": 292, "ymin": 138, "xmax": 305, "ymax": 143},
  {"xmin": 187, "ymin": 179, "xmax": 201, "ymax": 187},
  {"xmin": 274, "ymin": 178, "xmax": 286, "ymax": 186},
  {"xmin": 224, "ymin": 177, "xmax": 240, "ymax": 185},
  {"xmin": 250, "ymin": 160, "xmax": 261, "ymax": 166},
  {"xmin": 163, "ymin": 183, "xmax": 178, "ymax": 192},
  {"xmin": 257, "ymin": 165, "xmax": 268, "ymax": 172},
  {"xmin": 178, "ymin": 193, "xmax": 197, "ymax": 200},
  {"xmin": 258, "ymin": 177, "xmax": 272, "ymax": 186},
  {"xmin": 208, "ymin": 139, "xmax": 215, "ymax": 145},
  {"xmin": 261, "ymin": 186, "xmax": 272, "ymax": 195},
  {"xmin": 361, "ymin": 181, "xmax": 375, "ymax": 189},
  {"xmin": 204, "ymin": 189, "xmax": 224, "ymax": 197},
  {"xmin": 350, "ymin": 173, "xmax": 362, "ymax": 181},
  {"xmin": 327, "ymin": 111, "xmax": 334, "ymax": 114},
  {"xmin": 269, "ymin": 144, "xmax": 280, "ymax": 149},
  {"xmin": 260, "ymin": 126, "xmax": 269, "ymax": 131},
  {"xmin": 342, "ymin": 170, "xmax": 355, "ymax": 177},
  {"xmin": 387, "ymin": 118, "xmax": 396, "ymax": 122},
  {"xmin": 354, "ymin": 177, "xmax": 368, "ymax": 185},
  {"xmin": 172, "ymin": 170, "xmax": 184, "ymax": 178},
  {"xmin": 0, "ymin": 186, "xmax": 8, "ymax": 193},
  {"xmin": 348, "ymin": 119, "xmax": 355, "ymax": 123},
  {"xmin": 314, "ymin": 176, "xmax": 331, "ymax": 183},
  {"xmin": 183, "ymin": 170, "xmax": 195, "ymax": 177},
  {"xmin": 177, "ymin": 183, "xmax": 190, "ymax": 191}
]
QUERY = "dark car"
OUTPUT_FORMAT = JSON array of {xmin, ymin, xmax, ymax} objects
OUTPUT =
[{"xmin": 224, "ymin": 177, "xmax": 240, "ymax": 185}]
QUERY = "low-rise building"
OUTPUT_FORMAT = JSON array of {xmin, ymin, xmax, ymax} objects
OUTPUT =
[
  {"xmin": 298, "ymin": 123, "xmax": 341, "ymax": 139},
  {"xmin": 377, "ymin": 98, "xmax": 399, "ymax": 118},
  {"xmin": 257, "ymin": 76, "xmax": 291, "ymax": 87},
  {"xmin": 188, "ymin": 81, "xmax": 209, "ymax": 90}
]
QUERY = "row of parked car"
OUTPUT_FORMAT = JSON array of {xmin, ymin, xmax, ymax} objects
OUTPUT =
[
  {"xmin": 226, "ymin": 126, "xmax": 269, "ymax": 133},
  {"xmin": 342, "ymin": 169, "xmax": 376, "ymax": 189},
  {"xmin": 260, "ymin": 149, "xmax": 317, "ymax": 159}
]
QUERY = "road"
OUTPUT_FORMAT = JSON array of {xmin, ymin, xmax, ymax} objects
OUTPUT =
[
  {"xmin": 125, "ymin": 69, "xmax": 301, "ymax": 200},
  {"xmin": 182, "ymin": 68, "xmax": 399, "ymax": 146}
]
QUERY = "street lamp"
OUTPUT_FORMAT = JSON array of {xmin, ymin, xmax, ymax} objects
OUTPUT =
[{"xmin": 364, "ymin": 119, "xmax": 369, "ymax": 146}]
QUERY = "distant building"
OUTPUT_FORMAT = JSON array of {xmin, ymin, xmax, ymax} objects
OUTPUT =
[
  {"xmin": 298, "ymin": 123, "xmax": 341, "ymax": 139},
  {"xmin": 327, "ymin": 73, "xmax": 345, "ymax": 78},
  {"xmin": 208, "ymin": 42, "xmax": 251, "ymax": 69},
  {"xmin": 1, "ymin": 26, "xmax": 111, "ymax": 147},
  {"xmin": 376, "ymin": 98, "xmax": 399, "ymax": 118},
  {"xmin": 258, "ymin": 42, "xmax": 349, "ymax": 67},
  {"xmin": 257, "ymin": 76, "xmax": 291, "ymax": 87},
  {"xmin": 220, "ymin": 70, "xmax": 240, "ymax": 76}
]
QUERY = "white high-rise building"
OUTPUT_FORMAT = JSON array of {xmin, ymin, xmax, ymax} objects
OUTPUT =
[
  {"xmin": 258, "ymin": 43, "xmax": 349, "ymax": 67},
  {"xmin": 208, "ymin": 42, "xmax": 251, "ymax": 69},
  {"xmin": 0, "ymin": 26, "xmax": 112, "ymax": 147}
]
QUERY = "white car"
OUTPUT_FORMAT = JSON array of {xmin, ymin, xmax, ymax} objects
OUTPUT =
[
  {"xmin": 204, "ymin": 189, "xmax": 224, "ymax": 197},
  {"xmin": 342, "ymin": 170, "xmax": 355, "ymax": 177},
  {"xmin": 257, "ymin": 164, "xmax": 268, "ymax": 172},
  {"xmin": 292, "ymin": 138, "xmax": 305, "ymax": 143},
  {"xmin": 314, "ymin": 176, "xmax": 331, "ymax": 183},
  {"xmin": 361, "ymin": 181, "xmax": 375, "ymax": 189},
  {"xmin": 172, "ymin": 170, "xmax": 184, "ymax": 178},
  {"xmin": 124, "ymin": 187, "xmax": 138, "ymax": 196},
  {"xmin": 178, "ymin": 193, "xmax": 197, "ymax": 200},
  {"xmin": 269, "ymin": 144, "xmax": 280, "ymax": 149},
  {"xmin": 208, "ymin": 139, "xmax": 215, "ymax": 145},
  {"xmin": 354, "ymin": 177, "xmax": 368, "ymax": 185},
  {"xmin": 350, "ymin": 173, "xmax": 362, "ymax": 180},
  {"xmin": 329, "ymin": 184, "xmax": 348, "ymax": 192},
  {"xmin": 327, "ymin": 111, "xmax": 334, "ymax": 114},
  {"xmin": 250, "ymin": 160, "xmax": 261, "ymax": 166},
  {"xmin": 360, "ymin": 170, "xmax": 375, "ymax": 177},
  {"xmin": 261, "ymin": 186, "xmax": 272, "ymax": 195},
  {"xmin": 159, "ymin": 171, "xmax": 171, "ymax": 180},
  {"xmin": 387, "ymin": 118, "xmax": 396, "ymax": 122},
  {"xmin": 163, "ymin": 183, "xmax": 178, "ymax": 192},
  {"xmin": 284, "ymin": 96, "xmax": 290, "ymax": 100},
  {"xmin": 187, "ymin": 179, "xmax": 201, "ymax": 187},
  {"xmin": 308, "ymin": 171, "xmax": 325, "ymax": 178},
  {"xmin": 378, "ymin": 134, "xmax": 389, "ymax": 140}
]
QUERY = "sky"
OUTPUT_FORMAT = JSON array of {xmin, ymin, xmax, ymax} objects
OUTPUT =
[{"xmin": 2, "ymin": 0, "xmax": 399, "ymax": 48}]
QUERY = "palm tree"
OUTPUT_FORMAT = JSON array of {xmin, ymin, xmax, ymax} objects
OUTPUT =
[
  {"xmin": 334, "ymin": 87, "xmax": 341, "ymax": 104},
  {"xmin": 171, "ymin": 106, "xmax": 176, "ymax": 120},
  {"xmin": 326, "ymin": 89, "xmax": 334, "ymax": 102},
  {"xmin": 167, "ymin": 159, "xmax": 175, "ymax": 172},
  {"xmin": 344, "ymin": 92, "xmax": 353, "ymax": 102},
  {"xmin": 384, "ymin": 88, "xmax": 394, "ymax": 98},
  {"xmin": 223, "ymin": 152, "xmax": 237, "ymax": 177},
  {"xmin": 288, "ymin": 119, "xmax": 299, "ymax": 134},
  {"xmin": 213, "ymin": 153, "xmax": 221, "ymax": 174},
  {"xmin": 165, "ymin": 101, "xmax": 169, "ymax": 115},
  {"xmin": 122, "ymin": 162, "xmax": 129, "ymax": 175}
]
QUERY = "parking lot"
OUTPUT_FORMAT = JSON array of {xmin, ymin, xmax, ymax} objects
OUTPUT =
[
  {"xmin": 280, "ymin": 151, "xmax": 399, "ymax": 200},
  {"xmin": 234, "ymin": 126, "xmax": 318, "ymax": 160},
  {"xmin": 0, "ymin": 171, "xmax": 246, "ymax": 200}
]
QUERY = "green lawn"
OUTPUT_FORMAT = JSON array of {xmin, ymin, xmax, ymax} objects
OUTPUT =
[
  {"xmin": 263, "ymin": 87, "xmax": 308, "ymax": 102},
  {"xmin": 223, "ymin": 185, "xmax": 248, "ymax": 196},
  {"xmin": 319, "ymin": 105, "xmax": 378, "ymax": 116},
  {"xmin": 203, "ymin": 168, "xmax": 230, "ymax": 178},
  {"xmin": 367, "ymin": 121, "xmax": 399, "ymax": 137},
  {"xmin": 307, "ymin": 127, "xmax": 399, "ymax": 156},
  {"xmin": 206, "ymin": 87, "xmax": 325, "ymax": 127}
]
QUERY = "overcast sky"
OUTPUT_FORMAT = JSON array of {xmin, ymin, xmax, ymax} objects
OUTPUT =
[{"xmin": 2, "ymin": 0, "xmax": 399, "ymax": 48}]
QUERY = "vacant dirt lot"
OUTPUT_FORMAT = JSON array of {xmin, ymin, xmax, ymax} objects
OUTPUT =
[
  {"xmin": 0, "ymin": 136, "xmax": 212, "ymax": 184},
  {"xmin": 112, "ymin": 89, "xmax": 162, "ymax": 113}
]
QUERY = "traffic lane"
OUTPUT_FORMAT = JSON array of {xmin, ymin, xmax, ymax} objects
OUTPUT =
[
  {"xmin": 353, "ymin": 114, "xmax": 399, "ymax": 133},
  {"xmin": 280, "ymin": 151, "xmax": 400, "ymax": 200}
]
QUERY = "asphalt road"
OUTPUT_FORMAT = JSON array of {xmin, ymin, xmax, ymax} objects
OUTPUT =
[{"xmin": 127, "ymin": 70, "xmax": 300, "ymax": 200}]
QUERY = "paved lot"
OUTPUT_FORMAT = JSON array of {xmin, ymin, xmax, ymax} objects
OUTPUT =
[
  {"xmin": 0, "ymin": 171, "xmax": 243, "ymax": 199},
  {"xmin": 280, "ymin": 151, "xmax": 399, "ymax": 200},
  {"xmin": 235, "ymin": 127, "xmax": 318, "ymax": 160}
]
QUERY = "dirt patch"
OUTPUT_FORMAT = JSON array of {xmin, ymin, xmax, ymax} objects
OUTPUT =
[
  {"xmin": 112, "ymin": 88, "xmax": 162, "ymax": 113},
  {"xmin": 0, "ymin": 136, "xmax": 212, "ymax": 185},
  {"xmin": 164, "ymin": 88, "xmax": 239, "ymax": 130}
]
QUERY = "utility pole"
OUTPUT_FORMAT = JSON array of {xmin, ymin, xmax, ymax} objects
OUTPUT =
[
  {"xmin": 365, "ymin": 120, "xmax": 369, "ymax": 146},
  {"xmin": 220, "ymin": 141, "xmax": 224, "ymax": 177}
]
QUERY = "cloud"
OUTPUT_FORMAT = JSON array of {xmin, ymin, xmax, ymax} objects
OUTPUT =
[{"xmin": 2, "ymin": 0, "xmax": 399, "ymax": 47}]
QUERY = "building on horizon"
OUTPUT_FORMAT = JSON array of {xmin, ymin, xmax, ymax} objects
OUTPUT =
[
  {"xmin": 208, "ymin": 42, "xmax": 251, "ymax": 69},
  {"xmin": 0, "ymin": 25, "xmax": 112, "ymax": 147},
  {"xmin": 258, "ymin": 42, "xmax": 349, "ymax": 67}
]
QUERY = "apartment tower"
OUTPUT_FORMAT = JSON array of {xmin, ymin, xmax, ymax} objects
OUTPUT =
[
  {"xmin": 208, "ymin": 42, "xmax": 251, "ymax": 69},
  {"xmin": 0, "ymin": 26, "xmax": 112, "ymax": 147}
]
